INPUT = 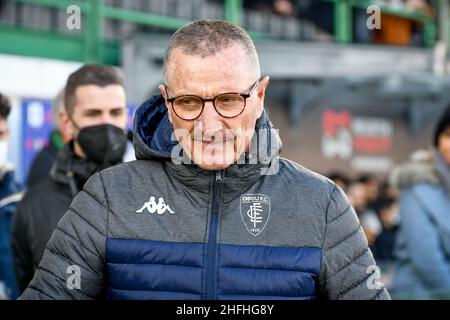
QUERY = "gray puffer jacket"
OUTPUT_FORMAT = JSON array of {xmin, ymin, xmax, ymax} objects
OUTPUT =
[{"xmin": 20, "ymin": 95, "xmax": 390, "ymax": 300}]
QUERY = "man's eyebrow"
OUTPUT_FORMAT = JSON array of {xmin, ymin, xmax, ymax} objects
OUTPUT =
[
  {"xmin": 81, "ymin": 106, "xmax": 126, "ymax": 112},
  {"xmin": 173, "ymin": 87, "xmax": 245, "ymax": 98},
  {"xmin": 81, "ymin": 108, "xmax": 102, "ymax": 113}
]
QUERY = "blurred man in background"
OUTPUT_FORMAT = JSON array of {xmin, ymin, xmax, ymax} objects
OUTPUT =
[
  {"xmin": 358, "ymin": 175, "xmax": 381, "ymax": 214},
  {"xmin": 0, "ymin": 93, "xmax": 24, "ymax": 299},
  {"xmin": 327, "ymin": 171, "xmax": 350, "ymax": 193},
  {"xmin": 347, "ymin": 180, "xmax": 382, "ymax": 247},
  {"xmin": 12, "ymin": 64, "xmax": 130, "ymax": 293},
  {"xmin": 25, "ymin": 88, "xmax": 70, "ymax": 189},
  {"xmin": 372, "ymin": 196, "xmax": 399, "ymax": 262}
]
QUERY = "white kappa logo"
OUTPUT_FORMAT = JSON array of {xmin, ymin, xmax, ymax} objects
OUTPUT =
[
  {"xmin": 240, "ymin": 194, "xmax": 271, "ymax": 236},
  {"xmin": 136, "ymin": 196, "xmax": 175, "ymax": 215}
]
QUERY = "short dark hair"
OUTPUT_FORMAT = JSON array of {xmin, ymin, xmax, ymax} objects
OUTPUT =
[
  {"xmin": 378, "ymin": 196, "xmax": 396, "ymax": 212},
  {"xmin": 327, "ymin": 171, "xmax": 349, "ymax": 185},
  {"xmin": 163, "ymin": 19, "xmax": 260, "ymax": 83},
  {"xmin": 357, "ymin": 174, "xmax": 377, "ymax": 184},
  {"xmin": 0, "ymin": 93, "xmax": 11, "ymax": 120},
  {"xmin": 64, "ymin": 64, "xmax": 124, "ymax": 115},
  {"xmin": 434, "ymin": 104, "xmax": 450, "ymax": 147}
]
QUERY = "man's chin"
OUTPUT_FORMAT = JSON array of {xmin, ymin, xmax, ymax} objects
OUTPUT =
[
  {"xmin": 194, "ymin": 161, "xmax": 232, "ymax": 171},
  {"xmin": 192, "ymin": 154, "xmax": 234, "ymax": 171}
]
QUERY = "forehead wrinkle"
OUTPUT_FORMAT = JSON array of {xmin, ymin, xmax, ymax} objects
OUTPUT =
[{"xmin": 166, "ymin": 45, "xmax": 257, "ymax": 88}]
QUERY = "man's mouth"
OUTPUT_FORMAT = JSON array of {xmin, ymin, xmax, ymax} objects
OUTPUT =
[
  {"xmin": 197, "ymin": 140, "xmax": 227, "ymax": 149},
  {"xmin": 193, "ymin": 137, "xmax": 233, "ymax": 145},
  {"xmin": 201, "ymin": 140, "xmax": 217, "ymax": 145}
]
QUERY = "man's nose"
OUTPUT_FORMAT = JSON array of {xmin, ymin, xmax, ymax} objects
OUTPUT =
[
  {"xmin": 199, "ymin": 101, "xmax": 223, "ymax": 130},
  {"xmin": 100, "ymin": 113, "xmax": 115, "ymax": 126}
]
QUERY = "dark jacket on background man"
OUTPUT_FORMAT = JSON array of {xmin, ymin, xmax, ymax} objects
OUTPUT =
[
  {"xmin": 20, "ymin": 96, "xmax": 390, "ymax": 300},
  {"xmin": 12, "ymin": 142, "xmax": 106, "ymax": 293},
  {"xmin": 26, "ymin": 130, "xmax": 65, "ymax": 189}
]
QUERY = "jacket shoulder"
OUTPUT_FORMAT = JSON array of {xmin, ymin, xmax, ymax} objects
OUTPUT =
[
  {"xmin": 277, "ymin": 158, "xmax": 349, "ymax": 220},
  {"xmin": 278, "ymin": 158, "xmax": 336, "ymax": 195},
  {"xmin": 410, "ymin": 181, "xmax": 442, "ymax": 193},
  {"xmin": 95, "ymin": 159, "xmax": 167, "ymax": 197},
  {"xmin": 98, "ymin": 159, "xmax": 164, "ymax": 179},
  {"xmin": 401, "ymin": 182, "xmax": 448, "ymax": 215}
]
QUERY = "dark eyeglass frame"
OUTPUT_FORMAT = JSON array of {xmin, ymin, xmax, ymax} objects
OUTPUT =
[{"xmin": 164, "ymin": 79, "xmax": 260, "ymax": 120}]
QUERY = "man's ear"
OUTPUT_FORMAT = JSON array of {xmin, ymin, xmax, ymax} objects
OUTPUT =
[
  {"xmin": 159, "ymin": 84, "xmax": 174, "ymax": 124},
  {"xmin": 256, "ymin": 76, "xmax": 270, "ymax": 118},
  {"xmin": 159, "ymin": 84, "xmax": 169, "ymax": 103},
  {"xmin": 59, "ymin": 111, "xmax": 74, "ymax": 140}
]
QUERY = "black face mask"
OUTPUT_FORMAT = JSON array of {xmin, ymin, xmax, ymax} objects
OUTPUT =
[{"xmin": 76, "ymin": 124, "xmax": 128, "ymax": 165}]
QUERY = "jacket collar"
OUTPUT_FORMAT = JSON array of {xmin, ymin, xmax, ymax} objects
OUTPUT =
[
  {"xmin": 50, "ymin": 142, "xmax": 104, "ymax": 195},
  {"xmin": 389, "ymin": 150, "xmax": 439, "ymax": 191}
]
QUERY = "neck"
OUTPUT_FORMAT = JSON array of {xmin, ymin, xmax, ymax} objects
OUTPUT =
[{"xmin": 73, "ymin": 139, "xmax": 86, "ymax": 159}]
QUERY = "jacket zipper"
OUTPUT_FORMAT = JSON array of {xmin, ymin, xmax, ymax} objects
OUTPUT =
[{"xmin": 205, "ymin": 170, "xmax": 223, "ymax": 300}]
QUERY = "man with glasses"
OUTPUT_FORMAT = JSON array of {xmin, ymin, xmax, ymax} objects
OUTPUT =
[{"xmin": 20, "ymin": 20, "xmax": 390, "ymax": 300}]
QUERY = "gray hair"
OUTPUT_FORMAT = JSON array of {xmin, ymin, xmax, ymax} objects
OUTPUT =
[{"xmin": 163, "ymin": 19, "xmax": 260, "ymax": 83}]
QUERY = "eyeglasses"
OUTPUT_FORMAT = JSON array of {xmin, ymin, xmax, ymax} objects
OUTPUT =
[{"xmin": 164, "ymin": 79, "xmax": 260, "ymax": 121}]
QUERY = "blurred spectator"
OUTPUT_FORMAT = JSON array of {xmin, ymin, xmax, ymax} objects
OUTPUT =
[
  {"xmin": 243, "ymin": 0, "xmax": 295, "ymax": 16},
  {"xmin": 371, "ymin": 196, "xmax": 400, "ymax": 261},
  {"xmin": 388, "ymin": 105, "xmax": 450, "ymax": 299},
  {"xmin": 379, "ymin": 180, "xmax": 399, "ymax": 201},
  {"xmin": 354, "ymin": 7, "xmax": 373, "ymax": 44},
  {"xmin": 406, "ymin": 0, "xmax": 435, "ymax": 47},
  {"xmin": 11, "ymin": 64, "xmax": 130, "ymax": 293},
  {"xmin": 347, "ymin": 181, "xmax": 382, "ymax": 247},
  {"xmin": 358, "ymin": 174, "xmax": 381, "ymax": 214},
  {"xmin": 272, "ymin": 0, "xmax": 294, "ymax": 17},
  {"xmin": 373, "ymin": 13, "xmax": 414, "ymax": 46},
  {"xmin": 25, "ymin": 88, "xmax": 70, "ymax": 188},
  {"xmin": 327, "ymin": 171, "xmax": 350, "ymax": 192},
  {"xmin": 0, "ymin": 93, "xmax": 24, "ymax": 299},
  {"xmin": 297, "ymin": 0, "xmax": 333, "ymax": 35},
  {"xmin": 405, "ymin": 0, "xmax": 434, "ymax": 16},
  {"xmin": 373, "ymin": 0, "xmax": 434, "ymax": 46}
]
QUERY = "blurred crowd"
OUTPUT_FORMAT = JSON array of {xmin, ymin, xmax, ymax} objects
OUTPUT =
[
  {"xmin": 327, "ymin": 172, "xmax": 401, "ymax": 289},
  {"xmin": 328, "ymin": 172, "xmax": 400, "ymax": 262},
  {"xmin": 210, "ymin": 0, "xmax": 435, "ymax": 46},
  {"xmin": 328, "ymin": 106, "xmax": 450, "ymax": 299},
  {"xmin": 240, "ymin": 0, "xmax": 433, "ymax": 18}
]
